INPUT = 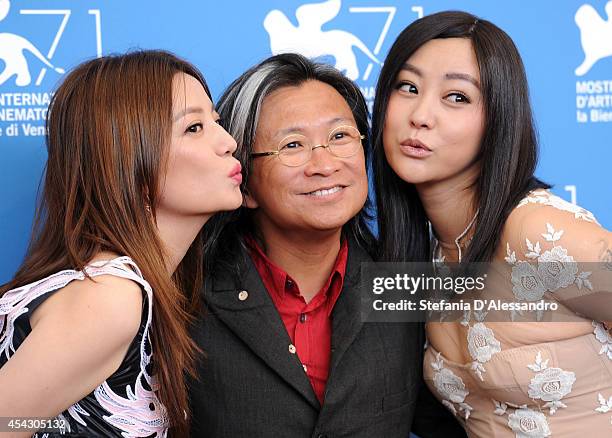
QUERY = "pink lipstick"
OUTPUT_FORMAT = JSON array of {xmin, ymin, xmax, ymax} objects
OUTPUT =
[
  {"xmin": 229, "ymin": 163, "xmax": 242, "ymax": 184},
  {"xmin": 399, "ymin": 139, "xmax": 433, "ymax": 158}
]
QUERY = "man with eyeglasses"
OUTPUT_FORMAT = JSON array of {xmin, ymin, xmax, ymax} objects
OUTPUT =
[{"xmin": 190, "ymin": 53, "xmax": 465, "ymax": 438}]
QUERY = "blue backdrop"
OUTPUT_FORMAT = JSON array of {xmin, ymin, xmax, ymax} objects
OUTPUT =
[{"xmin": 1, "ymin": 0, "xmax": 611, "ymax": 283}]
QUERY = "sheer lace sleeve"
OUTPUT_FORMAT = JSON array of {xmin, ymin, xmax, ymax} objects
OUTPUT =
[{"xmin": 502, "ymin": 190, "xmax": 612, "ymax": 322}]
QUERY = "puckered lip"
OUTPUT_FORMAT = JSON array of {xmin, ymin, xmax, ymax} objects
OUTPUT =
[
  {"xmin": 300, "ymin": 184, "xmax": 348, "ymax": 195},
  {"xmin": 400, "ymin": 138, "xmax": 432, "ymax": 151},
  {"xmin": 228, "ymin": 162, "xmax": 242, "ymax": 177}
]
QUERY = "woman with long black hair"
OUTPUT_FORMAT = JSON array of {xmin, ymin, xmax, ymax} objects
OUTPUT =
[{"xmin": 373, "ymin": 11, "xmax": 612, "ymax": 437}]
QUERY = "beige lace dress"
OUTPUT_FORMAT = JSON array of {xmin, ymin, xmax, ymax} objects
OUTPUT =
[{"xmin": 424, "ymin": 190, "xmax": 612, "ymax": 437}]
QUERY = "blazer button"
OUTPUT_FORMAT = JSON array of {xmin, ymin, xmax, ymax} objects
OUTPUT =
[
  {"xmin": 238, "ymin": 290, "xmax": 249, "ymax": 301},
  {"xmin": 288, "ymin": 344, "xmax": 297, "ymax": 354}
]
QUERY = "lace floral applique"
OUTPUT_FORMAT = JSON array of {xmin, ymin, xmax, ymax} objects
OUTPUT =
[
  {"xmin": 593, "ymin": 321, "xmax": 612, "ymax": 360},
  {"xmin": 431, "ymin": 352, "xmax": 473, "ymax": 420},
  {"xmin": 437, "ymin": 296, "xmax": 501, "ymax": 382},
  {"xmin": 527, "ymin": 352, "xmax": 576, "ymax": 415},
  {"xmin": 493, "ymin": 400, "xmax": 552, "ymax": 438},
  {"xmin": 505, "ymin": 223, "xmax": 592, "ymax": 321},
  {"xmin": 516, "ymin": 189, "xmax": 598, "ymax": 224},
  {"xmin": 507, "ymin": 407, "xmax": 552, "ymax": 438},
  {"xmin": 595, "ymin": 393, "xmax": 612, "ymax": 425},
  {"xmin": 492, "ymin": 350, "xmax": 574, "ymax": 437},
  {"xmin": 464, "ymin": 309, "xmax": 501, "ymax": 381}
]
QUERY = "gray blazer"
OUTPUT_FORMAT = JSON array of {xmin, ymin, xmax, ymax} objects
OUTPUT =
[{"xmin": 189, "ymin": 238, "xmax": 465, "ymax": 437}]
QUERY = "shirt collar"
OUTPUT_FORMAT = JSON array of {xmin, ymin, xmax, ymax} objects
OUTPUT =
[{"xmin": 246, "ymin": 235, "xmax": 348, "ymax": 312}]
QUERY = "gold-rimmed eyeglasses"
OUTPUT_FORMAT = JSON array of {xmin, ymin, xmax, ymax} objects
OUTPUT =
[{"xmin": 250, "ymin": 125, "xmax": 365, "ymax": 167}]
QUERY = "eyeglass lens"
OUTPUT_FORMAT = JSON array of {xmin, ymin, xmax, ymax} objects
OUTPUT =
[{"xmin": 278, "ymin": 125, "xmax": 361, "ymax": 166}]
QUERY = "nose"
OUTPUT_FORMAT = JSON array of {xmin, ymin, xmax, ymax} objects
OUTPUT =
[
  {"xmin": 216, "ymin": 123, "xmax": 237, "ymax": 156},
  {"xmin": 409, "ymin": 95, "xmax": 435, "ymax": 130},
  {"xmin": 303, "ymin": 145, "xmax": 341, "ymax": 177}
]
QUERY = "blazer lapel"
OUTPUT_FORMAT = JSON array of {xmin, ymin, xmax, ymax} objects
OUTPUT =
[
  {"xmin": 204, "ymin": 255, "xmax": 320, "ymax": 410},
  {"xmin": 328, "ymin": 238, "xmax": 369, "ymax": 374}
]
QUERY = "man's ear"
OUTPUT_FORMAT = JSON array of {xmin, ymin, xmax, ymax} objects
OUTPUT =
[{"xmin": 243, "ymin": 190, "xmax": 259, "ymax": 209}]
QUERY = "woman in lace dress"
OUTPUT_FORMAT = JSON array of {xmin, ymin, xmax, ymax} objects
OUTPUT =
[
  {"xmin": 0, "ymin": 51, "xmax": 243, "ymax": 437},
  {"xmin": 372, "ymin": 11, "xmax": 612, "ymax": 437}
]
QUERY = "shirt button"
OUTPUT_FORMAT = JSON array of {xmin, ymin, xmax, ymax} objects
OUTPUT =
[
  {"xmin": 287, "ymin": 279, "xmax": 294, "ymax": 287},
  {"xmin": 238, "ymin": 290, "xmax": 249, "ymax": 301},
  {"xmin": 288, "ymin": 344, "xmax": 297, "ymax": 354}
]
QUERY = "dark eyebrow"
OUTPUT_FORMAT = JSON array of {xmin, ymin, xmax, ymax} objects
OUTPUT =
[
  {"xmin": 400, "ymin": 63, "xmax": 422, "ymax": 76},
  {"xmin": 173, "ymin": 106, "xmax": 204, "ymax": 122},
  {"xmin": 400, "ymin": 63, "xmax": 480, "ymax": 89},
  {"xmin": 445, "ymin": 72, "xmax": 480, "ymax": 89}
]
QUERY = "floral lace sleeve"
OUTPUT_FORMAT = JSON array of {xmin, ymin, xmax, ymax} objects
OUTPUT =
[{"xmin": 504, "ymin": 191, "xmax": 612, "ymax": 322}]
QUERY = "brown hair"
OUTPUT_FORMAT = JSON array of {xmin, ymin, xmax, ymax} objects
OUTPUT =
[{"xmin": 0, "ymin": 50, "xmax": 207, "ymax": 435}]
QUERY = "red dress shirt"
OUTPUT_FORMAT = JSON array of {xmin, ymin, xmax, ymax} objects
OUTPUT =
[{"xmin": 247, "ymin": 237, "xmax": 348, "ymax": 404}]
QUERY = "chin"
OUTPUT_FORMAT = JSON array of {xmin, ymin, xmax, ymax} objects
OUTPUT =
[
  {"xmin": 204, "ymin": 199, "xmax": 242, "ymax": 215},
  {"xmin": 307, "ymin": 213, "xmax": 355, "ymax": 232},
  {"xmin": 401, "ymin": 177, "xmax": 429, "ymax": 185},
  {"xmin": 224, "ymin": 190, "xmax": 244, "ymax": 210},
  {"xmin": 230, "ymin": 196, "xmax": 244, "ymax": 210},
  {"xmin": 222, "ymin": 202, "xmax": 242, "ymax": 212},
  {"xmin": 387, "ymin": 158, "xmax": 427, "ymax": 183},
  {"xmin": 391, "ymin": 168, "xmax": 430, "ymax": 185}
]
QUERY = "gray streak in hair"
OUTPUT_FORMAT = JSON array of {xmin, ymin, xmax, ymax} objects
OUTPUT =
[{"xmin": 219, "ymin": 63, "xmax": 277, "ymax": 146}]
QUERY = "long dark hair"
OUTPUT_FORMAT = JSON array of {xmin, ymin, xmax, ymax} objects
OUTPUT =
[
  {"xmin": 0, "ymin": 50, "xmax": 207, "ymax": 436},
  {"xmin": 204, "ymin": 53, "xmax": 375, "ymax": 275},
  {"xmin": 372, "ymin": 11, "xmax": 548, "ymax": 263}
]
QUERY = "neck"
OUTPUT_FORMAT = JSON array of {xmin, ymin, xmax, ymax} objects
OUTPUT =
[
  {"xmin": 416, "ymin": 166, "xmax": 479, "ymax": 261},
  {"xmin": 155, "ymin": 211, "xmax": 211, "ymax": 274},
  {"xmin": 256, "ymin": 223, "xmax": 343, "ymax": 303}
]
